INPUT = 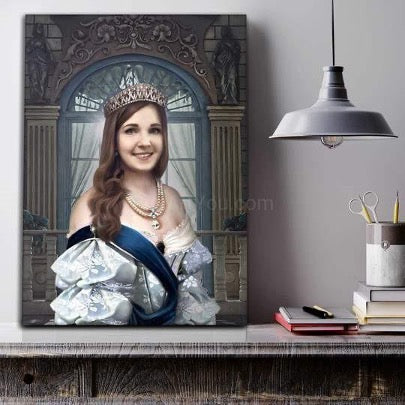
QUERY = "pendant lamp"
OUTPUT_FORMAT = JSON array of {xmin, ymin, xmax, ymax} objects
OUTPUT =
[{"xmin": 270, "ymin": 0, "xmax": 396, "ymax": 149}]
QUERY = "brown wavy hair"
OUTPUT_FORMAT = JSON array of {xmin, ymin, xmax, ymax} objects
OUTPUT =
[{"xmin": 88, "ymin": 101, "xmax": 168, "ymax": 242}]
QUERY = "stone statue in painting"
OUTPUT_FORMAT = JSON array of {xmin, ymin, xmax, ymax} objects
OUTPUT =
[{"xmin": 212, "ymin": 26, "xmax": 241, "ymax": 105}]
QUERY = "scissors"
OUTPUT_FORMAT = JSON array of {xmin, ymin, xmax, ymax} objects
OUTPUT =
[{"xmin": 348, "ymin": 191, "xmax": 379, "ymax": 223}]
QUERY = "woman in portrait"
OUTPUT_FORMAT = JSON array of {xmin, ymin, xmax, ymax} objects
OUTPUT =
[{"xmin": 50, "ymin": 83, "xmax": 219, "ymax": 326}]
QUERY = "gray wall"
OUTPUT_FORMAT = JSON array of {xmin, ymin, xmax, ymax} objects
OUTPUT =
[
  {"xmin": 1, "ymin": 0, "xmax": 404, "ymax": 335},
  {"xmin": 248, "ymin": 0, "xmax": 405, "ymax": 323}
]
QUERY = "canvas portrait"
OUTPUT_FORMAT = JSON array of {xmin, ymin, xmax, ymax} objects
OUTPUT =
[{"xmin": 22, "ymin": 14, "xmax": 247, "ymax": 326}]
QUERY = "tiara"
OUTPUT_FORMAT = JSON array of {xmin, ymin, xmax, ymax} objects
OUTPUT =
[{"xmin": 103, "ymin": 83, "xmax": 168, "ymax": 116}]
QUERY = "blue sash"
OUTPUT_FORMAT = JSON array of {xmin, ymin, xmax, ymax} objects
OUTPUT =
[{"xmin": 67, "ymin": 225, "xmax": 178, "ymax": 326}]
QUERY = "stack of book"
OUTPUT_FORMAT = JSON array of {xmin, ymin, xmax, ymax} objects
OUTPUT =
[
  {"xmin": 275, "ymin": 307, "xmax": 358, "ymax": 333},
  {"xmin": 353, "ymin": 282, "xmax": 405, "ymax": 332}
]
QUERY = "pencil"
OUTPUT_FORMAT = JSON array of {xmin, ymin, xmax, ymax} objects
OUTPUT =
[{"xmin": 393, "ymin": 191, "xmax": 399, "ymax": 224}]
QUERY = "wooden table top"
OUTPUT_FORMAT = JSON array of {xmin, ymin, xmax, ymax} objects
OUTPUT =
[{"xmin": 0, "ymin": 324, "xmax": 404, "ymax": 357}]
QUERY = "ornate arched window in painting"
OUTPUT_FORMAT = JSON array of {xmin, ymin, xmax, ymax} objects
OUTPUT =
[{"xmin": 58, "ymin": 57, "xmax": 210, "ymax": 232}]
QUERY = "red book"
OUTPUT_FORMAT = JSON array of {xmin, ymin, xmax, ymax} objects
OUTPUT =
[{"xmin": 274, "ymin": 312, "xmax": 358, "ymax": 333}]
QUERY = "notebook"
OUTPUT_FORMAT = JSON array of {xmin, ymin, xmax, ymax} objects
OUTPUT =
[{"xmin": 279, "ymin": 307, "xmax": 358, "ymax": 325}]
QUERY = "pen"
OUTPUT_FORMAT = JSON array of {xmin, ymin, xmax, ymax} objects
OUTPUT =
[
  {"xmin": 393, "ymin": 191, "xmax": 399, "ymax": 224},
  {"xmin": 302, "ymin": 306, "xmax": 334, "ymax": 319},
  {"xmin": 313, "ymin": 305, "xmax": 334, "ymax": 318}
]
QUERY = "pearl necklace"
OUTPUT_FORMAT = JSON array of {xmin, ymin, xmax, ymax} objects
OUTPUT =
[{"xmin": 124, "ymin": 180, "xmax": 166, "ymax": 230}]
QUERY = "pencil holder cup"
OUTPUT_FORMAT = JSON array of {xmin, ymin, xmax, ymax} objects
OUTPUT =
[{"xmin": 366, "ymin": 222, "xmax": 405, "ymax": 286}]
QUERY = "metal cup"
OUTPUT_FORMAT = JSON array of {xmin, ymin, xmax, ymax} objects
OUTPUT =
[{"xmin": 366, "ymin": 222, "xmax": 405, "ymax": 286}]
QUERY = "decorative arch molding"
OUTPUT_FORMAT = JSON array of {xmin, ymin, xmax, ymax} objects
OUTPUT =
[
  {"xmin": 58, "ymin": 53, "xmax": 208, "ymax": 115},
  {"xmin": 50, "ymin": 15, "xmax": 217, "ymax": 104}
]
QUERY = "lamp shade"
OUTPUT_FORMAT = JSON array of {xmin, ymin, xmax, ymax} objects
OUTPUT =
[{"xmin": 271, "ymin": 66, "xmax": 396, "ymax": 141}]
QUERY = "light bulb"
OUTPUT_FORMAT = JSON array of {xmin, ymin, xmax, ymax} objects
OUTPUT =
[{"xmin": 321, "ymin": 136, "xmax": 343, "ymax": 149}]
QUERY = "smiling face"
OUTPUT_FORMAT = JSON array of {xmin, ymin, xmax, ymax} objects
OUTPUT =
[{"xmin": 117, "ymin": 103, "xmax": 164, "ymax": 175}]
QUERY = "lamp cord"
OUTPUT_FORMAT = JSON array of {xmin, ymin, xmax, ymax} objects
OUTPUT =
[{"xmin": 332, "ymin": 0, "xmax": 335, "ymax": 66}]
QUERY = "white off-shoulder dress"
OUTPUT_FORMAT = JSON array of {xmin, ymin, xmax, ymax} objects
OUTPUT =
[{"xmin": 50, "ymin": 216, "xmax": 220, "ymax": 326}]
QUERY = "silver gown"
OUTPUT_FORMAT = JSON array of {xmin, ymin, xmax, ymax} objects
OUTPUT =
[{"xmin": 50, "ymin": 216, "xmax": 220, "ymax": 326}]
